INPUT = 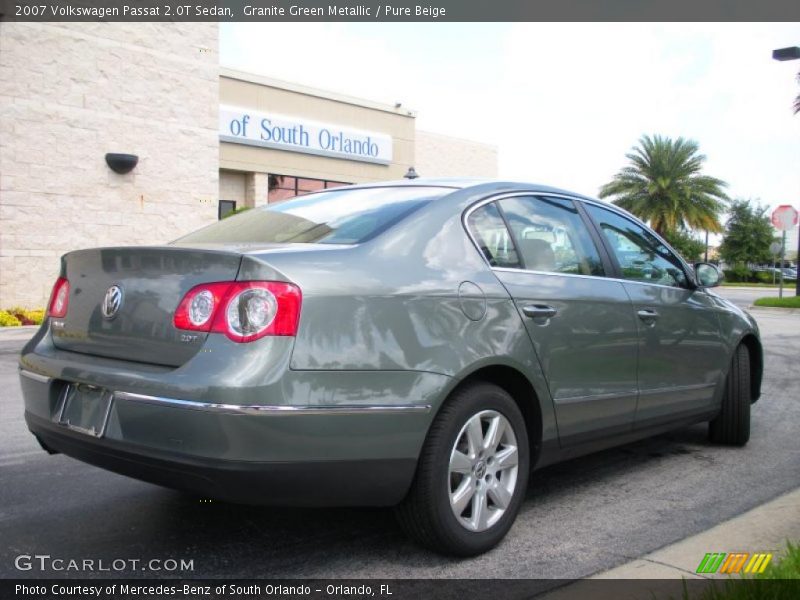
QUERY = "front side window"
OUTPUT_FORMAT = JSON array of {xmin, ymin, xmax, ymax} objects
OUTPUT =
[
  {"xmin": 586, "ymin": 204, "xmax": 688, "ymax": 288},
  {"xmin": 497, "ymin": 196, "xmax": 605, "ymax": 276},
  {"xmin": 466, "ymin": 203, "xmax": 521, "ymax": 268}
]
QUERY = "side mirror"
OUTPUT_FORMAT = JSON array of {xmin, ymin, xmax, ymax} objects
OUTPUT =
[{"xmin": 694, "ymin": 262, "xmax": 722, "ymax": 288}]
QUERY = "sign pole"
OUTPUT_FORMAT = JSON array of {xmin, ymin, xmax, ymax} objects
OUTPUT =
[
  {"xmin": 770, "ymin": 204, "xmax": 799, "ymax": 298},
  {"xmin": 797, "ymin": 224, "xmax": 800, "ymax": 296},
  {"xmin": 779, "ymin": 231, "xmax": 786, "ymax": 299}
]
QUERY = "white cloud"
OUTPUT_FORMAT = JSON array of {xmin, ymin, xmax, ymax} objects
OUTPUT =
[{"xmin": 220, "ymin": 22, "xmax": 800, "ymax": 214}]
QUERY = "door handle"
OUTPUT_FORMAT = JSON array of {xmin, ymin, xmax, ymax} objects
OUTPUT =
[
  {"xmin": 637, "ymin": 308, "xmax": 659, "ymax": 321},
  {"xmin": 522, "ymin": 304, "xmax": 558, "ymax": 319}
]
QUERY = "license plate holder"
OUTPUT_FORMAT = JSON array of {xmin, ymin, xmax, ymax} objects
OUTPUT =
[{"xmin": 56, "ymin": 383, "xmax": 114, "ymax": 438}]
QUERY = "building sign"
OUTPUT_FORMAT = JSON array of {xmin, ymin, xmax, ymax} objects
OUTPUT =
[{"xmin": 219, "ymin": 105, "xmax": 392, "ymax": 165}]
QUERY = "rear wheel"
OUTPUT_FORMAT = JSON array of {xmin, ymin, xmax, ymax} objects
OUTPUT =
[
  {"xmin": 709, "ymin": 344, "xmax": 751, "ymax": 446},
  {"xmin": 396, "ymin": 382, "xmax": 529, "ymax": 556}
]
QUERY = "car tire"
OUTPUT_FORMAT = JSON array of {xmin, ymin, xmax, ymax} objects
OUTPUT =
[
  {"xmin": 395, "ymin": 381, "xmax": 529, "ymax": 556},
  {"xmin": 709, "ymin": 344, "xmax": 751, "ymax": 446}
]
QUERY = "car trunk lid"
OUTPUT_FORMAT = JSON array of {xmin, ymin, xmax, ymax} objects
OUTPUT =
[{"xmin": 52, "ymin": 246, "xmax": 248, "ymax": 367}]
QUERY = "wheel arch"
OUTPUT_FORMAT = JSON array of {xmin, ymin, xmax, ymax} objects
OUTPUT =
[
  {"xmin": 738, "ymin": 333, "xmax": 763, "ymax": 403},
  {"xmin": 441, "ymin": 364, "xmax": 544, "ymax": 468}
]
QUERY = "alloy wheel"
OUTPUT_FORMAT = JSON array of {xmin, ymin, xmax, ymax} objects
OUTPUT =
[{"xmin": 448, "ymin": 409, "xmax": 519, "ymax": 532}]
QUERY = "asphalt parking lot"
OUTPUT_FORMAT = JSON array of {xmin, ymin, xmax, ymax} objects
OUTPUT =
[
  {"xmin": 714, "ymin": 284, "xmax": 795, "ymax": 309},
  {"xmin": 1, "ymin": 287, "xmax": 799, "ymax": 581}
]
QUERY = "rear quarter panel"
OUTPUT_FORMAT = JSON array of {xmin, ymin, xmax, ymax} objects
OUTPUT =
[{"xmin": 259, "ymin": 185, "xmax": 558, "ymax": 445}]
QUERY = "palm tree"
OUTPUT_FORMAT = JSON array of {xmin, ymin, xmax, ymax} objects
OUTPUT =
[
  {"xmin": 794, "ymin": 71, "xmax": 800, "ymax": 114},
  {"xmin": 599, "ymin": 134, "xmax": 729, "ymax": 236}
]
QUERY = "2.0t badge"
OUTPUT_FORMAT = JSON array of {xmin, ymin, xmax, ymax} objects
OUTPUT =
[{"xmin": 101, "ymin": 285, "xmax": 123, "ymax": 319}]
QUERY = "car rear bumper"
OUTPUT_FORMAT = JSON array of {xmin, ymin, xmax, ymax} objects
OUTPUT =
[
  {"xmin": 26, "ymin": 411, "xmax": 416, "ymax": 506},
  {"xmin": 19, "ymin": 363, "xmax": 444, "ymax": 506}
]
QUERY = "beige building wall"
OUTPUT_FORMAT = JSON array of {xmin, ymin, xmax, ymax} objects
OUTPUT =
[
  {"xmin": 219, "ymin": 69, "xmax": 416, "ymax": 189},
  {"xmin": 219, "ymin": 169, "xmax": 247, "ymax": 203},
  {"xmin": 415, "ymin": 130, "xmax": 498, "ymax": 179},
  {"xmin": 0, "ymin": 23, "xmax": 220, "ymax": 307}
]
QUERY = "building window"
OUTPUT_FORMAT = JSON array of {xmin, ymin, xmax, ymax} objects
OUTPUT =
[
  {"xmin": 268, "ymin": 174, "xmax": 350, "ymax": 203},
  {"xmin": 218, "ymin": 199, "xmax": 237, "ymax": 220}
]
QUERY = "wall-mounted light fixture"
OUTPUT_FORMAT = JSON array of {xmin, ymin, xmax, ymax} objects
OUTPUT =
[
  {"xmin": 404, "ymin": 167, "xmax": 419, "ymax": 179},
  {"xmin": 105, "ymin": 153, "xmax": 138, "ymax": 174},
  {"xmin": 772, "ymin": 46, "xmax": 800, "ymax": 61}
]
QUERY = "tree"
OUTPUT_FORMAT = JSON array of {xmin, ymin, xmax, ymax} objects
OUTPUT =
[
  {"xmin": 599, "ymin": 134, "xmax": 729, "ymax": 236},
  {"xmin": 662, "ymin": 229, "xmax": 706, "ymax": 263},
  {"xmin": 718, "ymin": 199, "xmax": 776, "ymax": 266},
  {"xmin": 795, "ymin": 71, "xmax": 800, "ymax": 114}
]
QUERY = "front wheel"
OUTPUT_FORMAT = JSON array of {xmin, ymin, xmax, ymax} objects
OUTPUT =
[
  {"xmin": 709, "ymin": 344, "xmax": 751, "ymax": 446},
  {"xmin": 396, "ymin": 382, "xmax": 529, "ymax": 556}
]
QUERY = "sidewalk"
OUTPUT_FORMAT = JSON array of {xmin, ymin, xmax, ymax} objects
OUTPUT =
[
  {"xmin": 542, "ymin": 487, "xmax": 800, "ymax": 598},
  {"xmin": 592, "ymin": 487, "xmax": 800, "ymax": 579},
  {"xmin": 0, "ymin": 325, "xmax": 38, "ymax": 341},
  {"xmin": 748, "ymin": 305, "xmax": 800, "ymax": 315}
]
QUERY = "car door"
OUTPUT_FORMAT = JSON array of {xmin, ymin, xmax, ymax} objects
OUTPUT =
[
  {"xmin": 466, "ymin": 195, "xmax": 640, "ymax": 447},
  {"xmin": 583, "ymin": 204, "xmax": 727, "ymax": 427}
]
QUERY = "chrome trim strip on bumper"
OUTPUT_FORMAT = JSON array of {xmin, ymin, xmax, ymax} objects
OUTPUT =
[
  {"xmin": 113, "ymin": 391, "xmax": 431, "ymax": 416},
  {"xmin": 19, "ymin": 369, "xmax": 52, "ymax": 384}
]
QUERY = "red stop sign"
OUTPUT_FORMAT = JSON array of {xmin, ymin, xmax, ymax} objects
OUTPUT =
[{"xmin": 771, "ymin": 205, "xmax": 799, "ymax": 231}]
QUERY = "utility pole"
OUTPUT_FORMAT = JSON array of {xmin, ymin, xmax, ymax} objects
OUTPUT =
[{"xmin": 772, "ymin": 45, "xmax": 800, "ymax": 295}]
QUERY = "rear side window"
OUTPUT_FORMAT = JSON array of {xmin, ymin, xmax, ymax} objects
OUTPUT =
[
  {"xmin": 467, "ymin": 203, "xmax": 521, "ymax": 268},
  {"xmin": 497, "ymin": 196, "xmax": 605, "ymax": 276},
  {"xmin": 175, "ymin": 187, "xmax": 448, "ymax": 245}
]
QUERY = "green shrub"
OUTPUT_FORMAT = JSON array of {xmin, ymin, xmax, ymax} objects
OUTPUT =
[
  {"xmin": 222, "ymin": 206, "xmax": 252, "ymax": 219},
  {"xmin": 1, "ymin": 307, "xmax": 45, "ymax": 326},
  {"xmin": 0, "ymin": 311, "xmax": 22, "ymax": 327},
  {"xmin": 723, "ymin": 265, "xmax": 766, "ymax": 283},
  {"xmin": 755, "ymin": 271, "xmax": 775, "ymax": 284},
  {"xmin": 23, "ymin": 309, "xmax": 45, "ymax": 325}
]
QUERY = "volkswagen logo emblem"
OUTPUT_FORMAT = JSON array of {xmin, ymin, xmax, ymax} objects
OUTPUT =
[{"xmin": 101, "ymin": 285, "xmax": 124, "ymax": 319}]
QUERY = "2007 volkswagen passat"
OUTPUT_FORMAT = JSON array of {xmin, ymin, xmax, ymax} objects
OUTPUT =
[{"xmin": 20, "ymin": 180, "xmax": 762, "ymax": 556}]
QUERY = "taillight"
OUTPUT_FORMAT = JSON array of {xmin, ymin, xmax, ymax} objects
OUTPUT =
[
  {"xmin": 173, "ymin": 281, "xmax": 301, "ymax": 343},
  {"xmin": 173, "ymin": 282, "xmax": 232, "ymax": 331},
  {"xmin": 47, "ymin": 277, "xmax": 70, "ymax": 318}
]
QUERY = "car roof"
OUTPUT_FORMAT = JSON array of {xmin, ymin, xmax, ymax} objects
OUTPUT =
[
  {"xmin": 337, "ymin": 177, "xmax": 635, "ymax": 217},
  {"xmin": 313, "ymin": 177, "xmax": 653, "ymax": 234},
  {"xmin": 340, "ymin": 177, "xmax": 587, "ymax": 197}
]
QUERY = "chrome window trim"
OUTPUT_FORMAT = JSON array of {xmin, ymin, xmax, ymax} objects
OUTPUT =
[
  {"xmin": 19, "ymin": 369, "xmax": 51, "ymax": 384},
  {"xmin": 580, "ymin": 200, "xmax": 695, "ymax": 287},
  {"xmin": 493, "ymin": 267, "xmax": 697, "ymax": 291},
  {"xmin": 463, "ymin": 191, "xmax": 608, "ymax": 275},
  {"xmin": 113, "ymin": 391, "xmax": 430, "ymax": 416},
  {"xmin": 462, "ymin": 191, "xmax": 695, "ymax": 291}
]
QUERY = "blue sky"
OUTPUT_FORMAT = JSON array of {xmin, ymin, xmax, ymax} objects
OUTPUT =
[{"xmin": 220, "ymin": 23, "xmax": 800, "ymax": 221}]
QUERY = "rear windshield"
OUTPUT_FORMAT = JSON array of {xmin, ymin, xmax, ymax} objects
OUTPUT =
[{"xmin": 175, "ymin": 187, "xmax": 448, "ymax": 245}]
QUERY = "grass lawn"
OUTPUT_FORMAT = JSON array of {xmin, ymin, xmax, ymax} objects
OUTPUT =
[
  {"xmin": 753, "ymin": 296, "xmax": 800, "ymax": 308},
  {"xmin": 762, "ymin": 542, "xmax": 800, "ymax": 579},
  {"xmin": 690, "ymin": 542, "xmax": 800, "ymax": 599}
]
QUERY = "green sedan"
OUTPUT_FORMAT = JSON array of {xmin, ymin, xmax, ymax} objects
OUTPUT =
[{"xmin": 19, "ymin": 179, "xmax": 763, "ymax": 556}]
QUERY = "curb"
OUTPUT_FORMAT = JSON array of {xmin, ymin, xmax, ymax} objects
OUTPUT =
[
  {"xmin": 747, "ymin": 305, "xmax": 800, "ymax": 314},
  {"xmin": 541, "ymin": 487, "xmax": 800, "ymax": 599},
  {"xmin": 590, "ymin": 487, "xmax": 800, "ymax": 579},
  {"xmin": 720, "ymin": 286, "xmax": 785, "ymax": 291}
]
